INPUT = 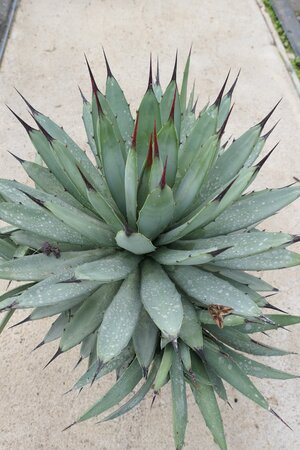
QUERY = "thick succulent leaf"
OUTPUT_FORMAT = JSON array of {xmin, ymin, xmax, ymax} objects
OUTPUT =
[
  {"xmin": 0, "ymin": 203, "xmax": 92, "ymax": 245},
  {"xmin": 0, "ymin": 249, "xmax": 111, "ymax": 281},
  {"xmin": 160, "ymin": 81, "xmax": 181, "ymax": 138},
  {"xmin": 102, "ymin": 354, "xmax": 161, "ymax": 422},
  {"xmin": 159, "ymin": 167, "xmax": 255, "ymax": 244},
  {"xmin": 189, "ymin": 362, "xmax": 227, "ymax": 450},
  {"xmin": 43, "ymin": 312, "xmax": 70, "ymax": 344},
  {"xmin": 141, "ymin": 259, "xmax": 183, "ymax": 338},
  {"xmin": 220, "ymin": 345, "xmax": 298, "ymax": 380},
  {"xmin": 0, "ymin": 238, "xmax": 16, "ymax": 260},
  {"xmin": 97, "ymin": 270, "xmax": 141, "ymax": 364},
  {"xmin": 0, "ymin": 310, "xmax": 15, "ymax": 335},
  {"xmin": 86, "ymin": 189, "xmax": 124, "ymax": 231},
  {"xmin": 80, "ymin": 332, "xmax": 97, "ymax": 361},
  {"xmin": 105, "ymin": 74, "xmax": 134, "ymax": 149},
  {"xmin": 78, "ymin": 358, "xmax": 142, "ymax": 422},
  {"xmin": 157, "ymin": 120, "xmax": 178, "ymax": 187},
  {"xmin": 168, "ymin": 266, "xmax": 260, "ymax": 317},
  {"xmin": 75, "ymin": 251, "xmax": 141, "ymax": 282},
  {"xmin": 133, "ymin": 308, "xmax": 158, "ymax": 373},
  {"xmin": 81, "ymin": 96, "xmax": 98, "ymax": 159},
  {"xmin": 175, "ymin": 231, "xmax": 293, "ymax": 261},
  {"xmin": 179, "ymin": 341, "xmax": 192, "ymax": 371},
  {"xmin": 202, "ymin": 186, "xmax": 300, "ymax": 237},
  {"xmin": 212, "ymin": 248, "xmax": 300, "ymax": 271},
  {"xmin": 10, "ymin": 277, "xmax": 101, "ymax": 310},
  {"xmin": 170, "ymin": 350, "xmax": 187, "ymax": 450},
  {"xmin": 115, "ymin": 231, "xmax": 156, "ymax": 255},
  {"xmin": 31, "ymin": 109, "xmax": 107, "ymax": 195},
  {"xmin": 125, "ymin": 147, "xmax": 138, "ymax": 228},
  {"xmin": 28, "ymin": 130, "xmax": 84, "ymax": 200},
  {"xmin": 19, "ymin": 160, "xmax": 91, "ymax": 212},
  {"xmin": 199, "ymin": 125, "xmax": 261, "ymax": 202},
  {"xmin": 174, "ymin": 136, "xmax": 218, "ymax": 220},
  {"xmin": 99, "ymin": 114, "xmax": 126, "ymax": 215},
  {"xmin": 234, "ymin": 314, "xmax": 300, "ymax": 334},
  {"xmin": 151, "ymin": 246, "xmax": 217, "ymax": 266},
  {"xmin": 180, "ymin": 49, "xmax": 191, "ymax": 114},
  {"xmin": 203, "ymin": 340, "xmax": 269, "ymax": 410},
  {"xmin": 137, "ymin": 186, "xmax": 175, "ymax": 240},
  {"xmin": 205, "ymin": 366, "xmax": 228, "ymax": 402},
  {"xmin": 73, "ymin": 343, "xmax": 135, "ymax": 390},
  {"xmin": 206, "ymin": 326, "xmax": 290, "ymax": 356},
  {"xmin": 178, "ymin": 105, "xmax": 218, "ymax": 173},
  {"xmin": 179, "ymin": 297, "xmax": 203, "ymax": 350},
  {"xmin": 153, "ymin": 344, "xmax": 173, "ymax": 392},
  {"xmin": 203, "ymin": 266, "xmax": 276, "ymax": 291},
  {"xmin": 136, "ymin": 89, "xmax": 161, "ymax": 173},
  {"xmin": 44, "ymin": 199, "xmax": 115, "ymax": 247},
  {"xmin": 50, "ymin": 140, "xmax": 90, "ymax": 204},
  {"xmin": 60, "ymin": 282, "xmax": 121, "ymax": 352},
  {"xmin": 28, "ymin": 293, "xmax": 89, "ymax": 320}
]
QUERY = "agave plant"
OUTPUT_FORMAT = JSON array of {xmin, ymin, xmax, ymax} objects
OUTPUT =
[{"xmin": 0, "ymin": 49, "xmax": 300, "ymax": 450}]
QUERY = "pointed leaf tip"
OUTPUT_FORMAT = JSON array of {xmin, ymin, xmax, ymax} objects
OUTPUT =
[
  {"xmin": 262, "ymin": 119, "xmax": 280, "ymax": 140},
  {"xmin": 147, "ymin": 53, "xmax": 153, "ymax": 91},
  {"xmin": 259, "ymin": 99, "xmax": 282, "ymax": 130},
  {"xmin": 43, "ymin": 347, "xmax": 63, "ymax": 369},
  {"xmin": 102, "ymin": 47, "xmax": 113, "ymax": 78},
  {"xmin": 269, "ymin": 408, "xmax": 293, "ymax": 431},
  {"xmin": 84, "ymin": 54, "xmax": 99, "ymax": 94},
  {"xmin": 155, "ymin": 56, "xmax": 160, "ymax": 85},
  {"xmin": 7, "ymin": 150, "xmax": 25, "ymax": 165},
  {"xmin": 14, "ymin": 88, "xmax": 39, "ymax": 114},
  {"xmin": 170, "ymin": 50, "xmax": 178, "ymax": 82},
  {"xmin": 226, "ymin": 68, "xmax": 241, "ymax": 97},
  {"xmin": 62, "ymin": 421, "xmax": 77, "ymax": 432},
  {"xmin": 160, "ymin": 157, "xmax": 168, "ymax": 189},
  {"xmin": 6, "ymin": 105, "xmax": 35, "ymax": 134},
  {"xmin": 214, "ymin": 69, "xmax": 231, "ymax": 107},
  {"xmin": 131, "ymin": 111, "xmax": 139, "ymax": 149},
  {"xmin": 78, "ymin": 85, "xmax": 88, "ymax": 103},
  {"xmin": 218, "ymin": 104, "xmax": 234, "ymax": 138},
  {"xmin": 255, "ymin": 143, "xmax": 279, "ymax": 171}
]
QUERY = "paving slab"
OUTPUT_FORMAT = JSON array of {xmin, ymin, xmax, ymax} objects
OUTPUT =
[{"xmin": 0, "ymin": 1, "xmax": 300, "ymax": 449}]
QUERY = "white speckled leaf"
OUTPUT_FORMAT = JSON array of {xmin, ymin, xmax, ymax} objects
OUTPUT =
[
  {"xmin": 97, "ymin": 269, "xmax": 141, "ymax": 363},
  {"xmin": 202, "ymin": 186, "xmax": 300, "ymax": 237},
  {"xmin": 203, "ymin": 339, "xmax": 269, "ymax": 410},
  {"xmin": 152, "ymin": 246, "xmax": 216, "ymax": 265},
  {"xmin": 170, "ymin": 350, "xmax": 187, "ymax": 450},
  {"xmin": 75, "ymin": 251, "xmax": 141, "ymax": 282},
  {"xmin": 14, "ymin": 278, "xmax": 101, "ymax": 309},
  {"xmin": 175, "ymin": 231, "xmax": 292, "ymax": 261},
  {"xmin": 60, "ymin": 281, "xmax": 121, "ymax": 351},
  {"xmin": 212, "ymin": 248, "xmax": 300, "ymax": 270},
  {"xmin": 167, "ymin": 266, "xmax": 260, "ymax": 317},
  {"xmin": 133, "ymin": 308, "xmax": 159, "ymax": 371},
  {"xmin": 0, "ymin": 203, "xmax": 90, "ymax": 245},
  {"xmin": 141, "ymin": 259, "xmax": 183, "ymax": 338},
  {"xmin": 0, "ymin": 248, "xmax": 112, "ymax": 281}
]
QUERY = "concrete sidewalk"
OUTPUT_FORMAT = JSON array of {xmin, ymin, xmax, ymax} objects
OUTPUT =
[{"xmin": 0, "ymin": 0, "xmax": 300, "ymax": 449}]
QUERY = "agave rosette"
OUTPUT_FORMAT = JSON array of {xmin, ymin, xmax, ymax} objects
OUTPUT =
[{"xmin": 0, "ymin": 50, "xmax": 300, "ymax": 449}]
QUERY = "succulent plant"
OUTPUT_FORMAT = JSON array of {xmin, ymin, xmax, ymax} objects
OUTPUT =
[{"xmin": 1, "ymin": 49, "xmax": 300, "ymax": 450}]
